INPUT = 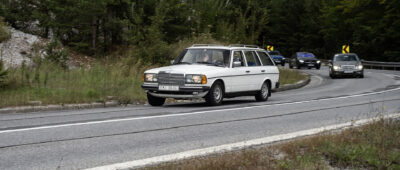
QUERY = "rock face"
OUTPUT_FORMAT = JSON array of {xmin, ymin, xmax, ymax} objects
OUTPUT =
[{"xmin": 0, "ymin": 28, "xmax": 47, "ymax": 68}]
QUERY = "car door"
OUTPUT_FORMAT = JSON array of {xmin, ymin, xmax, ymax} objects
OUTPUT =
[
  {"xmin": 243, "ymin": 50, "xmax": 263, "ymax": 91},
  {"xmin": 230, "ymin": 50, "xmax": 251, "ymax": 92},
  {"xmin": 256, "ymin": 51, "xmax": 279, "ymax": 89}
]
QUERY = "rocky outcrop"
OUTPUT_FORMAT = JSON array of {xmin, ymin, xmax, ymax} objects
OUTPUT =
[{"xmin": 0, "ymin": 28, "xmax": 48, "ymax": 68}]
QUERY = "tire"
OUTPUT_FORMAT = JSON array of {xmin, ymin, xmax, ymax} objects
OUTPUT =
[
  {"xmin": 147, "ymin": 93, "xmax": 166, "ymax": 106},
  {"xmin": 205, "ymin": 81, "xmax": 224, "ymax": 106},
  {"xmin": 297, "ymin": 65, "xmax": 301, "ymax": 69},
  {"xmin": 289, "ymin": 64, "xmax": 293, "ymax": 69},
  {"xmin": 360, "ymin": 74, "xmax": 364, "ymax": 78},
  {"xmin": 255, "ymin": 81, "xmax": 270, "ymax": 102},
  {"xmin": 281, "ymin": 62, "xmax": 285, "ymax": 66},
  {"xmin": 316, "ymin": 65, "xmax": 320, "ymax": 70}
]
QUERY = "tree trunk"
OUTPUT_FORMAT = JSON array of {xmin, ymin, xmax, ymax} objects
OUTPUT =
[{"xmin": 91, "ymin": 17, "xmax": 97, "ymax": 55}]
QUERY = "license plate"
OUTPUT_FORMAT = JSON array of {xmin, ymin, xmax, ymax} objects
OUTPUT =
[
  {"xmin": 274, "ymin": 60, "xmax": 281, "ymax": 63},
  {"xmin": 159, "ymin": 85, "xmax": 179, "ymax": 91},
  {"xmin": 308, "ymin": 64, "xmax": 314, "ymax": 66},
  {"xmin": 344, "ymin": 70, "xmax": 353, "ymax": 73}
]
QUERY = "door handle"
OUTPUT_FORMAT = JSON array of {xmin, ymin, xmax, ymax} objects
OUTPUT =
[
  {"xmin": 246, "ymin": 70, "xmax": 250, "ymax": 73},
  {"xmin": 261, "ymin": 70, "xmax": 265, "ymax": 72}
]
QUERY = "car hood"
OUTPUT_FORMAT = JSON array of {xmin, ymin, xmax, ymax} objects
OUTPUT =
[
  {"xmin": 145, "ymin": 64, "xmax": 225, "ymax": 74},
  {"xmin": 271, "ymin": 55, "xmax": 284, "ymax": 59},
  {"xmin": 333, "ymin": 61, "xmax": 360, "ymax": 66},
  {"xmin": 299, "ymin": 57, "xmax": 317, "ymax": 61}
]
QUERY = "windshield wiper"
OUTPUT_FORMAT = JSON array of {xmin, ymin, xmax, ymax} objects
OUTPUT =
[{"xmin": 196, "ymin": 61, "xmax": 214, "ymax": 65}]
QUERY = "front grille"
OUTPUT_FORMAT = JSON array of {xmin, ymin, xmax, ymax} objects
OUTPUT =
[
  {"xmin": 158, "ymin": 72, "xmax": 184, "ymax": 85},
  {"xmin": 342, "ymin": 65, "xmax": 355, "ymax": 70},
  {"xmin": 303, "ymin": 60, "xmax": 316, "ymax": 64}
]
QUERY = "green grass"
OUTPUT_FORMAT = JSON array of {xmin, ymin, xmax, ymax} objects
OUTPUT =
[
  {"xmin": 142, "ymin": 118, "xmax": 400, "ymax": 170},
  {"xmin": 0, "ymin": 58, "xmax": 151, "ymax": 107},
  {"xmin": 279, "ymin": 68, "xmax": 308, "ymax": 85}
]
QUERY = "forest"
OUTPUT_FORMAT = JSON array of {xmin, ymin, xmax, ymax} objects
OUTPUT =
[{"xmin": 1, "ymin": 0, "xmax": 399, "ymax": 62}]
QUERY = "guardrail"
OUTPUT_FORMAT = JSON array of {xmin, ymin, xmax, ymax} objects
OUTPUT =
[{"xmin": 361, "ymin": 60, "xmax": 400, "ymax": 70}]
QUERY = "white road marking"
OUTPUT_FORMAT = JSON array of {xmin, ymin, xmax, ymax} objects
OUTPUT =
[
  {"xmin": 0, "ymin": 87, "xmax": 399, "ymax": 134},
  {"xmin": 86, "ymin": 113, "xmax": 400, "ymax": 170}
]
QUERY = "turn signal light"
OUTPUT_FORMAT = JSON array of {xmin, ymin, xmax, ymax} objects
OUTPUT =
[{"xmin": 201, "ymin": 75, "xmax": 207, "ymax": 84}]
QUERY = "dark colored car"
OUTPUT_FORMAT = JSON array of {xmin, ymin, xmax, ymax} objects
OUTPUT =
[
  {"xmin": 268, "ymin": 50, "xmax": 285, "ymax": 66},
  {"xmin": 289, "ymin": 52, "xmax": 321, "ymax": 69},
  {"xmin": 329, "ymin": 53, "xmax": 364, "ymax": 78}
]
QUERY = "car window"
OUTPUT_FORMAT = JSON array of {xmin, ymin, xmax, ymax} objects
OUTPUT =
[
  {"xmin": 232, "ymin": 51, "xmax": 245, "ymax": 67},
  {"xmin": 334, "ymin": 55, "xmax": 359, "ymax": 61},
  {"xmin": 244, "ymin": 51, "xmax": 261, "ymax": 67},
  {"xmin": 257, "ymin": 51, "xmax": 274, "ymax": 66},
  {"xmin": 178, "ymin": 49, "xmax": 230, "ymax": 67},
  {"xmin": 297, "ymin": 52, "xmax": 315, "ymax": 59}
]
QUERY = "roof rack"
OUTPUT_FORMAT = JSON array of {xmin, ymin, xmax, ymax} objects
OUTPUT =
[
  {"xmin": 229, "ymin": 44, "xmax": 260, "ymax": 48},
  {"xmin": 191, "ymin": 44, "xmax": 223, "ymax": 47}
]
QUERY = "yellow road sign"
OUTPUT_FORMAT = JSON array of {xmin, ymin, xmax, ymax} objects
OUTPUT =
[
  {"xmin": 267, "ymin": 45, "xmax": 274, "ymax": 51},
  {"xmin": 342, "ymin": 45, "xmax": 350, "ymax": 54}
]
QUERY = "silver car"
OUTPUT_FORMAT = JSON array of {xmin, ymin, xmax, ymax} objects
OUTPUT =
[{"xmin": 329, "ymin": 53, "xmax": 364, "ymax": 78}]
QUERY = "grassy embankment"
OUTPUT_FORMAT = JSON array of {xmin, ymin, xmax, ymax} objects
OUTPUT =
[
  {"xmin": 144, "ymin": 118, "xmax": 400, "ymax": 170},
  {"xmin": 0, "ymin": 34, "xmax": 307, "ymax": 108}
]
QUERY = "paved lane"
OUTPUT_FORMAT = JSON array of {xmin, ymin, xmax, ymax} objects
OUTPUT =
[{"xmin": 0, "ymin": 67, "xmax": 399, "ymax": 170}]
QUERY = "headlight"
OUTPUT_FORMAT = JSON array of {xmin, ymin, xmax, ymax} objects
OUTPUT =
[
  {"xmin": 357, "ymin": 65, "xmax": 363, "ymax": 70},
  {"xmin": 333, "ymin": 65, "xmax": 341, "ymax": 70},
  {"xmin": 299, "ymin": 60, "xmax": 304, "ymax": 63},
  {"xmin": 316, "ymin": 60, "xmax": 321, "ymax": 63},
  {"xmin": 186, "ymin": 74, "xmax": 207, "ymax": 84},
  {"xmin": 143, "ymin": 73, "xmax": 158, "ymax": 82}
]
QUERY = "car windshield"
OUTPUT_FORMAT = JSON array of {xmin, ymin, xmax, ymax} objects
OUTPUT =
[
  {"xmin": 297, "ymin": 53, "xmax": 315, "ymax": 59},
  {"xmin": 334, "ymin": 55, "xmax": 359, "ymax": 61},
  {"xmin": 176, "ymin": 49, "xmax": 230, "ymax": 67},
  {"xmin": 268, "ymin": 51, "xmax": 281, "ymax": 55}
]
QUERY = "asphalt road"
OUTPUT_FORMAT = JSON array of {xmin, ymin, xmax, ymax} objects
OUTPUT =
[{"xmin": 1, "ymin": 66, "xmax": 400, "ymax": 170}]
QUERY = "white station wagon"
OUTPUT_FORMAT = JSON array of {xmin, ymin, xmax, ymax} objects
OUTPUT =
[{"xmin": 142, "ymin": 44, "xmax": 280, "ymax": 106}]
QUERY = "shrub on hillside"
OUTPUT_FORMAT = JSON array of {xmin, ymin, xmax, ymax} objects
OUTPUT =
[
  {"xmin": 0, "ymin": 60, "xmax": 8, "ymax": 87},
  {"xmin": 45, "ymin": 39, "xmax": 69, "ymax": 69},
  {"xmin": 0, "ymin": 17, "xmax": 11, "ymax": 43}
]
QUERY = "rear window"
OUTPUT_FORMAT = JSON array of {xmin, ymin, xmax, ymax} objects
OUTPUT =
[{"xmin": 257, "ymin": 51, "xmax": 274, "ymax": 66}]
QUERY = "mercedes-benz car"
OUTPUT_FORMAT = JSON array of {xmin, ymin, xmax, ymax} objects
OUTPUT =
[
  {"xmin": 289, "ymin": 52, "xmax": 321, "ymax": 69},
  {"xmin": 141, "ymin": 44, "xmax": 280, "ymax": 106},
  {"xmin": 329, "ymin": 53, "xmax": 364, "ymax": 78},
  {"xmin": 268, "ymin": 50, "xmax": 285, "ymax": 66}
]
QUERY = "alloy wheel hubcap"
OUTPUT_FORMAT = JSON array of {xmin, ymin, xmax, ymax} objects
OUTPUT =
[
  {"xmin": 261, "ymin": 84, "xmax": 268, "ymax": 98},
  {"xmin": 213, "ymin": 86, "xmax": 222, "ymax": 101}
]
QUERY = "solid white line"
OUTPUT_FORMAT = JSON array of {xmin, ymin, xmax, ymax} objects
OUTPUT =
[
  {"xmin": 86, "ymin": 113, "xmax": 400, "ymax": 170},
  {"xmin": 0, "ymin": 87, "xmax": 399, "ymax": 134}
]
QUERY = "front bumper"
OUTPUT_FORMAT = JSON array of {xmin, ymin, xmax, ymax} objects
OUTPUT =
[
  {"xmin": 142, "ymin": 83, "xmax": 211, "ymax": 99},
  {"xmin": 332, "ymin": 70, "xmax": 363, "ymax": 76}
]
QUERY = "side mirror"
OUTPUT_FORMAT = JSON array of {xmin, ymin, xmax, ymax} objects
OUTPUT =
[
  {"xmin": 170, "ymin": 60, "xmax": 175, "ymax": 65},
  {"xmin": 233, "ymin": 61, "xmax": 242, "ymax": 67}
]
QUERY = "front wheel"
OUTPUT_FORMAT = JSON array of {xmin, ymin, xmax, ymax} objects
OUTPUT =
[
  {"xmin": 147, "ymin": 93, "xmax": 166, "ymax": 106},
  {"xmin": 205, "ymin": 81, "xmax": 224, "ymax": 106},
  {"xmin": 255, "ymin": 81, "xmax": 270, "ymax": 102}
]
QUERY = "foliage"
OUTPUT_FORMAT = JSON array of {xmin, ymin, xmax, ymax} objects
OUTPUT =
[
  {"xmin": 0, "ymin": 0, "xmax": 399, "ymax": 62},
  {"xmin": 0, "ymin": 59, "xmax": 7, "ymax": 87},
  {"xmin": 0, "ymin": 16, "xmax": 11, "ymax": 43},
  {"xmin": 0, "ymin": 58, "xmax": 150, "ymax": 107},
  {"xmin": 45, "ymin": 39, "xmax": 69, "ymax": 69}
]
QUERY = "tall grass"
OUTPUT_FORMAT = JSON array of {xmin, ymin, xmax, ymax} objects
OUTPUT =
[
  {"xmin": 144, "ymin": 118, "xmax": 400, "ymax": 170},
  {"xmin": 279, "ymin": 68, "xmax": 308, "ymax": 85},
  {"xmin": 0, "ymin": 58, "xmax": 151, "ymax": 107}
]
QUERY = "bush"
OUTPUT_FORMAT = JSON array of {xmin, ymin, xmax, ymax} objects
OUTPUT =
[
  {"xmin": 0, "ymin": 17, "xmax": 11, "ymax": 43},
  {"xmin": 0, "ymin": 60, "xmax": 8, "ymax": 87},
  {"xmin": 45, "ymin": 39, "xmax": 69, "ymax": 69}
]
